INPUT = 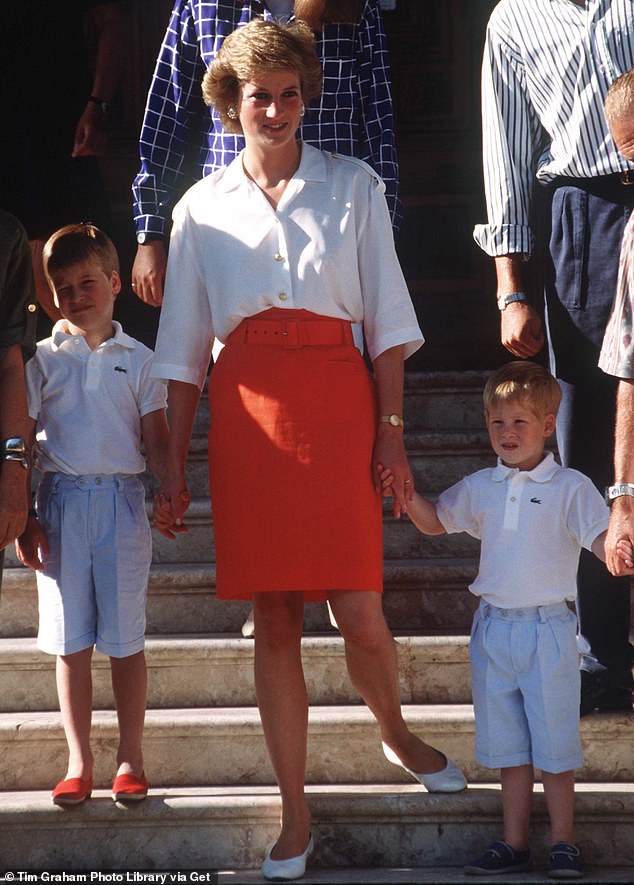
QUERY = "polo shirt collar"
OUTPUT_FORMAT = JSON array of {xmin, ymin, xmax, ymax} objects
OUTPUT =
[
  {"xmin": 216, "ymin": 142, "xmax": 327, "ymax": 193},
  {"xmin": 492, "ymin": 451, "xmax": 560, "ymax": 483},
  {"xmin": 51, "ymin": 320, "xmax": 135, "ymax": 352}
]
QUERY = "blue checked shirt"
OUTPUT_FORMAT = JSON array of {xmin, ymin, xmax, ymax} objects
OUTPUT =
[{"xmin": 132, "ymin": 0, "xmax": 402, "ymax": 236}]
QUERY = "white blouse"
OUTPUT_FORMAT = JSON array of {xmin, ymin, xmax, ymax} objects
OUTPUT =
[{"xmin": 152, "ymin": 143, "xmax": 423, "ymax": 390}]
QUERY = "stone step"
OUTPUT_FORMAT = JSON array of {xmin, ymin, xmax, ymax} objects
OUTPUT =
[
  {"xmin": 2, "ymin": 704, "xmax": 632, "ymax": 791},
  {"xmin": 1, "ymin": 783, "xmax": 632, "ymax": 873},
  {"xmin": 0, "ymin": 559, "xmax": 479, "ymax": 637},
  {"xmin": 0, "ymin": 635, "xmax": 472, "ymax": 712}
]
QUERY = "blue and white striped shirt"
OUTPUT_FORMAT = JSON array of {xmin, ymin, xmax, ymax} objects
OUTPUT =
[
  {"xmin": 132, "ymin": 0, "xmax": 401, "ymax": 235},
  {"xmin": 474, "ymin": 0, "xmax": 634, "ymax": 258}
]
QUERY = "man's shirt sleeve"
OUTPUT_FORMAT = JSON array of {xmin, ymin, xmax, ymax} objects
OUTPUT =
[
  {"xmin": 472, "ymin": 14, "xmax": 545, "ymax": 258},
  {"xmin": 132, "ymin": 1, "xmax": 208, "ymax": 237},
  {"xmin": 355, "ymin": 0, "xmax": 402, "ymax": 232}
]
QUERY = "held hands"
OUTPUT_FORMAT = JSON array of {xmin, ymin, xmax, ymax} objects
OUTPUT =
[
  {"xmin": 613, "ymin": 538, "xmax": 634, "ymax": 575},
  {"xmin": 152, "ymin": 472, "xmax": 191, "ymax": 539},
  {"xmin": 15, "ymin": 515, "xmax": 49, "ymax": 571},
  {"xmin": 604, "ymin": 498, "xmax": 634, "ymax": 576},
  {"xmin": 374, "ymin": 427, "xmax": 414, "ymax": 519}
]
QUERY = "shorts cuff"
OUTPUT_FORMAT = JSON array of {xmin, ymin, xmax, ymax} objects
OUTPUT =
[
  {"xmin": 96, "ymin": 635, "xmax": 146, "ymax": 658},
  {"xmin": 533, "ymin": 753, "xmax": 584, "ymax": 774},
  {"xmin": 37, "ymin": 633, "xmax": 95, "ymax": 657},
  {"xmin": 476, "ymin": 749, "xmax": 533, "ymax": 769}
]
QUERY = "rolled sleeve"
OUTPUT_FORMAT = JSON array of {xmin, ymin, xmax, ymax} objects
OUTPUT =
[{"xmin": 473, "ymin": 14, "xmax": 544, "ymax": 258}]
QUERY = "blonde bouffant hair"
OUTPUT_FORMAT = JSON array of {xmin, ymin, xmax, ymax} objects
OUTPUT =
[
  {"xmin": 201, "ymin": 18, "xmax": 323, "ymax": 135},
  {"xmin": 483, "ymin": 361, "xmax": 562, "ymax": 419}
]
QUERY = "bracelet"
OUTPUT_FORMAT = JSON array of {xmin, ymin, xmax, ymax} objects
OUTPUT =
[{"xmin": 605, "ymin": 483, "xmax": 634, "ymax": 505}]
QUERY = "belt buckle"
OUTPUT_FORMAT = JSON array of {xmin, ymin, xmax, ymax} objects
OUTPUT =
[
  {"xmin": 282, "ymin": 320, "xmax": 301, "ymax": 348},
  {"xmin": 621, "ymin": 169, "xmax": 634, "ymax": 186}
]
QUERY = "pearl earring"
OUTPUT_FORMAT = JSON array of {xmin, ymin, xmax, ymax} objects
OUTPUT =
[{"xmin": 300, "ymin": 103, "xmax": 305, "ymax": 117}]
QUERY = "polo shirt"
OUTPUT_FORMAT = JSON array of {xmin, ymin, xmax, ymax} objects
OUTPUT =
[
  {"xmin": 152, "ymin": 144, "xmax": 422, "ymax": 390},
  {"xmin": 436, "ymin": 452, "xmax": 609, "ymax": 609},
  {"xmin": 26, "ymin": 321, "xmax": 167, "ymax": 476}
]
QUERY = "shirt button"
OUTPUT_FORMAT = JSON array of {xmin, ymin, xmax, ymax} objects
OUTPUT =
[
  {"xmin": 279, "ymin": 293, "xmax": 288, "ymax": 301},
  {"xmin": 27, "ymin": 303, "xmax": 37, "ymax": 313},
  {"xmin": 274, "ymin": 253, "xmax": 284, "ymax": 262},
  {"xmin": 510, "ymin": 496, "xmax": 516, "ymax": 502}
]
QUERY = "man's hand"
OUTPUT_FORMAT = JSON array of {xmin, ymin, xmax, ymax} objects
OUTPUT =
[
  {"xmin": 501, "ymin": 301, "xmax": 545, "ymax": 357},
  {"xmin": 72, "ymin": 102, "xmax": 108, "ymax": 157},
  {"xmin": 605, "ymin": 495, "xmax": 634, "ymax": 575},
  {"xmin": 15, "ymin": 514, "xmax": 49, "ymax": 570},
  {"xmin": 131, "ymin": 242, "xmax": 167, "ymax": 307},
  {"xmin": 0, "ymin": 465, "xmax": 28, "ymax": 550}
]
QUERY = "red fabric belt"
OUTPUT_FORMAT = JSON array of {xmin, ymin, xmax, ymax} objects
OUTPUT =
[{"xmin": 235, "ymin": 316, "xmax": 354, "ymax": 348}]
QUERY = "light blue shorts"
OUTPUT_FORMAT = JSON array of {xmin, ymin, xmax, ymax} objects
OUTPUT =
[
  {"xmin": 35, "ymin": 473, "xmax": 152, "ymax": 658},
  {"xmin": 469, "ymin": 600, "xmax": 583, "ymax": 774}
]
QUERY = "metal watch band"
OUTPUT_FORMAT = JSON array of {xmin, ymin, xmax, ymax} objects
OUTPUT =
[
  {"xmin": 497, "ymin": 291, "xmax": 528, "ymax": 311},
  {"xmin": 605, "ymin": 483, "xmax": 634, "ymax": 504},
  {"xmin": 0, "ymin": 437, "xmax": 30, "ymax": 469}
]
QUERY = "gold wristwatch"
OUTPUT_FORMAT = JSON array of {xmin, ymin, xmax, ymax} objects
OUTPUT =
[{"xmin": 380, "ymin": 414, "xmax": 404, "ymax": 428}]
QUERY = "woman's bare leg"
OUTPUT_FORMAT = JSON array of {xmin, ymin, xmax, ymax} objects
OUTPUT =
[
  {"xmin": 253, "ymin": 591, "xmax": 312, "ymax": 860},
  {"xmin": 329, "ymin": 590, "xmax": 446, "ymax": 772}
]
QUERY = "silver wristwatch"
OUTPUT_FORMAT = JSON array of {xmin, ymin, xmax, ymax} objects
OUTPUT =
[
  {"xmin": 605, "ymin": 483, "xmax": 634, "ymax": 505},
  {"xmin": 497, "ymin": 291, "xmax": 528, "ymax": 311},
  {"xmin": 0, "ymin": 437, "xmax": 30, "ymax": 469}
]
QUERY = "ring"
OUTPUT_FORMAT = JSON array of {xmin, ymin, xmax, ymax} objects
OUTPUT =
[{"xmin": 131, "ymin": 283, "xmax": 137, "ymax": 288}]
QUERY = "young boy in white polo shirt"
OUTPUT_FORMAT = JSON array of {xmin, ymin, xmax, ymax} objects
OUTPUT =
[
  {"xmin": 15, "ymin": 224, "xmax": 168, "ymax": 807},
  {"xmin": 381, "ymin": 361, "xmax": 633, "ymax": 879}
]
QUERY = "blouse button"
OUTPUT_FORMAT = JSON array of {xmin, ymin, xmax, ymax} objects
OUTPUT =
[
  {"xmin": 27, "ymin": 303, "xmax": 37, "ymax": 312},
  {"xmin": 274, "ymin": 253, "xmax": 284, "ymax": 262},
  {"xmin": 510, "ymin": 496, "xmax": 516, "ymax": 502},
  {"xmin": 278, "ymin": 292, "xmax": 288, "ymax": 301}
]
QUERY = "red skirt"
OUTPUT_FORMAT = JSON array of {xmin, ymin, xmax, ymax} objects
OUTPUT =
[{"xmin": 208, "ymin": 309, "xmax": 383, "ymax": 601}]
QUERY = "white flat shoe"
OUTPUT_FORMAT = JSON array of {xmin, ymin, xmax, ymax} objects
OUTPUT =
[
  {"xmin": 382, "ymin": 741, "xmax": 467, "ymax": 792},
  {"xmin": 261, "ymin": 834, "xmax": 314, "ymax": 881}
]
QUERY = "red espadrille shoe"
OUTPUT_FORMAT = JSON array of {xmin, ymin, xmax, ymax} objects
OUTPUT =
[
  {"xmin": 111, "ymin": 771, "xmax": 148, "ymax": 802},
  {"xmin": 52, "ymin": 776, "xmax": 93, "ymax": 806}
]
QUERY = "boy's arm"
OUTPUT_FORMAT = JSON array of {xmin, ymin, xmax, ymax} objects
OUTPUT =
[
  {"xmin": 141, "ymin": 407, "xmax": 169, "ymax": 487},
  {"xmin": 14, "ymin": 419, "xmax": 50, "ymax": 570},
  {"xmin": 406, "ymin": 490, "xmax": 447, "ymax": 536}
]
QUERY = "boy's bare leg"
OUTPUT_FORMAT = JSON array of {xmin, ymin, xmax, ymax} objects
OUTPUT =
[
  {"xmin": 56, "ymin": 648, "xmax": 94, "ymax": 779},
  {"xmin": 501, "ymin": 765, "xmax": 534, "ymax": 850},
  {"xmin": 542, "ymin": 769, "xmax": 575, "ymax": 845},
  {"xmin": 110, "ymin": 650, "xmax": 147, "ymax": 777}
]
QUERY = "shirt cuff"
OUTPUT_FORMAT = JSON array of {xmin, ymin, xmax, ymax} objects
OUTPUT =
[
  {"xmin": 473, "ymin": 223, "xmax": 533, "ymax": 257},
  {"xmin": 134, "ymin": 215, "xmax": 166, "ymax": 239}
]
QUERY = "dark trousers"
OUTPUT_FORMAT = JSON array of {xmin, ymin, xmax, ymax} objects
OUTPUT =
[{"xmin": 544, "ymin": 178, "xmax": 634, "ymax": 676}]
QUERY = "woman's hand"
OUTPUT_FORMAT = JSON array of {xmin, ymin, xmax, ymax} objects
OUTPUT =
[
  {"xmin": 373, "ymin": 426, "xmax": 414, "ymax": 518},
  {"xmin": 153, "ymin": 469, "xmax": 191, "ymax": 539}
]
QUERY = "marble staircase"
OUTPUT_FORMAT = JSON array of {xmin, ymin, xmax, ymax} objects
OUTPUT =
[{"xmin": 1, "ymin": 371, "xmax": 633, "ymax": 880}]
